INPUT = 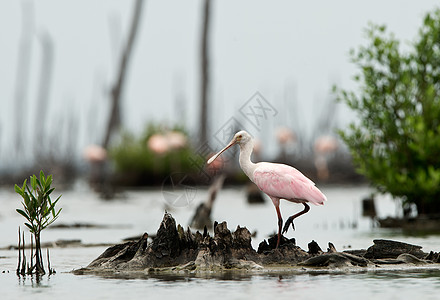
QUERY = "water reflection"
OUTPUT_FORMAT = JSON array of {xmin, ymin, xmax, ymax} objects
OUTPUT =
[
  {"xmin": 77, "ymin": 267, "xmax": 440, "ymax": 283},
  {"xmin": 6, "ymin": 263, "xmax": 440, "ymax": 300},
  {"xmin": 18, "ymin": 274, "xmax": 52, "ymax": 288},
  {"xmin": 79, "ymin": 270, "xmax": 255, "ymax": 282}
]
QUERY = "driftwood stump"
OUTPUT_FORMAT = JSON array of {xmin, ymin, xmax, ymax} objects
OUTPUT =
[{"xmin": 74, "ymin": 213, "xmax": 440, "ymax": 276}]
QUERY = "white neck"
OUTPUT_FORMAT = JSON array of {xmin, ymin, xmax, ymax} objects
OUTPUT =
[{"xmin": 239, "ymin": 141, "xmax": 258, "ymax": 182}]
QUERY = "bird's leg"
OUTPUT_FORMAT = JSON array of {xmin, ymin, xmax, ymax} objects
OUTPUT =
[
  {"xmin": 282, "ymin": 203, "xmax": 310, "ymax": 234},
  {"xmin": 270, "ymin": 197, "xmax": 283, "ymax": 249},
  {"xmin": 275, "ymin": 205, "xmax": 283, "ymax": 249}
]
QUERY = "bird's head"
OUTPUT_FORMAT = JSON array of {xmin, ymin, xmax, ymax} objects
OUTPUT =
[
  {"xmin": 233, "ymin": 130, "xmax": 252, "ymax": 146},
  {"xmin": 207, "ymin": 130, "xmax": 252, "ymax": 164}
]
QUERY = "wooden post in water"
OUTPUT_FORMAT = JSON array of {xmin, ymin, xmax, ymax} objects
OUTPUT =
[
  {"xmin": 21, "ymin": 230, "xmax": 26, "ymax": 276},
  {"xmin": 16, "ymin": 227, "xmax": 21, "ymax": 275},
  {"xmin": 30, "ymin": 234, "xmax": 33, "ymax": 274}
]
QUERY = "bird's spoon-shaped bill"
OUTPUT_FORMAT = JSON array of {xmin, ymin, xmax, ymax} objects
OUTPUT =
[{"xmin": 207, "ymin": 139, "xmax": 236, "ymax": 164}]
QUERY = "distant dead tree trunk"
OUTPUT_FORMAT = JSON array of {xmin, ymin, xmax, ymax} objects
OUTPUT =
[
  {"xmin": 102, "ymin": 0, "xmax": 144, "ymax": 149},
  {"xmin": 14, "ymin": 1, "xmax": 34, "ymax": 160},
  {"xmin": 34, "ymin": 31, "xmax": 54, "ymax": 157},
  {"xmin": 199, "ymin": 0, "xmax": 211, "ymax": 146}
]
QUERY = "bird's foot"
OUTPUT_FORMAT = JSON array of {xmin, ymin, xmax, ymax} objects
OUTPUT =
[{"xmin": 282, "ymin": 217, "xmax": 295, "ymax": 234}]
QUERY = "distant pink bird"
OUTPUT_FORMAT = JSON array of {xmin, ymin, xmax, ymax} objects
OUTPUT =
[
  {"xmin": 208, "ymin": 130, "xmax": 327, "ymax": 248},
  {"xmin": 83, "ymin": 145, "xmax": 107, "ymax": 163}
]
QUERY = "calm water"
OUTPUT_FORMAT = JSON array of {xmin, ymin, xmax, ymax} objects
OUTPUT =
[{"xmin": 1, "ymin": 183, "xmax": 440, "ymax": 299}]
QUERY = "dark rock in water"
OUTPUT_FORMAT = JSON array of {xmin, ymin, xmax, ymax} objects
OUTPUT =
[
  {"xmin": 258, "ymin": 234, "xmax": 296, "ymax": 253},
  {"xmin": 396, "ymin": 253, "xmax": 427, "ymax": 265},
  {"xmin": 257, "ymin": 234, "xmax": 297, "ymax": 254},
  {"xmin": 87, "ymin": 233, "xmax": 149, "ymax": 269},
  {"xmin": 343, "ymin": 249, "xmax": 367, "ymax": 257},
  {"xmin": 214, "ymin": 221, "xmax": 233, "ymax": 250},
  {"xmin": 378, "ymin": 215, "xmax": 440, "ymax": 232},
  {"xmin": 256, "ymin": 235, "xmax": 309, "ymax": 266},
  {"xmin": 364, "ymin": 239, "xmax": 426, "ymax": 259},
  {"xmin": 233, "ymin": 226, "xmax": 253, "ymax": 250},
  {"xmin": 308, "ymin": 240, "xmax": 322, "ymax": 255},
  {"xmin": 370, "ymin": 253, "xmax": 427, "ymax": 265},
  {"xmin": 362, "ymin": 196, "xmax": 376, "ymax": 218},
  {"xmin": 424, "ymin": 251, "xmax": 440, "ymax": 263},
  {"xmin": 151, "ymin": 215, "xmax": 182, "ymax": 258},
  {"xmin": 257, "ymin": 240, "xmax": 271, "ymax": 254},
  {"xmin": 257, "ymin": 234, "xmax": 296, "ymax": 254},
  {"xmin": 74, "ymin": 213, "xmax": 438, "ymax": 276},
  {"xmin": 246, "ymin": 183, "xmax": 265, "ymax": 204},
  {"xmin": 190, "ymin": 202, "xmax": 213, "ymax": 230},
  {"xmin": 299, "ymin": 252, "xmax": 369, "ymax": 268},
  {"xmin": 327, "ymin": 242, "xmax": 337, "ymax": 253}
]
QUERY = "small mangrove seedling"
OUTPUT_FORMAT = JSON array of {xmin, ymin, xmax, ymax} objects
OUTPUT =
[{"xmin": 15, "ymin": 170, "xmax": 62, "ymax": 275}]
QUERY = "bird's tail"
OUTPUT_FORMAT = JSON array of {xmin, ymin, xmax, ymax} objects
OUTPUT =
[{"xmin": 306, "ymin": 185, "xmax": 327, "ymax": 206}]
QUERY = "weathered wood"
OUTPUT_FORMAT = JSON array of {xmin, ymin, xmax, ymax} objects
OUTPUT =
[
  {"xmin": 190, "ymin": 175, "xmax": 226, "ymax": 230},
  {"xmin": 199, "ymin": 0, "xmax": 211, "ymax": 145},
  {"xmin": 74, "ymin": 213, "xmax": 439, "ymax": 276},
  {"xmin": 327, "ymin": 242, "xmax": 337, "ymax": 253},
  {"xmin": 308, "ymin": 240, "xmax": 323, "ymax": 255},
  {"xmin": 299, "ymin": 252, "xmax": 369, "ymax": 268},
  {"xmin": 21, "ymin": 231, "xmax": 26, "ymax": 275},
  {"xmin": 16, "ymin": 227, "xmax": 21, "ymax": 275},
  {"xmin": 103, "ymin": 0, "xmax": 144, "ymax": 149},
  {"xmin": 363, "ymin": 239, "xmax": 425, "ymax": 259}
]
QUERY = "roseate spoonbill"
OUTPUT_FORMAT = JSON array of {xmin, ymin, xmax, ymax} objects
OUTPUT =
[
  {"xmin": 83, "ymin": 145, "xmax": 107, "ymax": 162},
  {"xmin": 276, "ymin": 127, "xmax": 296, "ymax": 145},
  {"xmin": 166, "ymin": 131, "xmax": 188, "ymax": 149},
  {"xmin": 207, "ymin": 130, "xmax": 327, "ymax": 248},
  {"xmin": 148, "ymin": 134, "xmax": 169, "ymax": 154},
  {"xmin": 148, "ymin": 131, "xmax": 188, "ymax": 154}
]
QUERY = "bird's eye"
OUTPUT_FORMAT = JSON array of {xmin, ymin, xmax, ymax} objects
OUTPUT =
[{"xmin": 238, "ymin": 135, "xmax": 242, "ymax": 138}]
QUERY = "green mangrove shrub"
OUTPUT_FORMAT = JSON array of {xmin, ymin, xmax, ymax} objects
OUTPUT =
[
  {"xmin": 335, "ymin": 9, "xmax": 440, "ymax": 215},
  {"xmin": 15, "ymin": 170, "xmax": 62, "ymax": 275}
]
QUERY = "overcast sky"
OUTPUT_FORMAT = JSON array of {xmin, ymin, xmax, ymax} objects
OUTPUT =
[{"xmin": 0, "ymin": 0, "xmax": 439, "ymax": 165}]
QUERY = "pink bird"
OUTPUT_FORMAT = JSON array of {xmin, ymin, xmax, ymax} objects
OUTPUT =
[{"xmin": 208, "ymin": 130, "xmax": 327, "ymax": 248}]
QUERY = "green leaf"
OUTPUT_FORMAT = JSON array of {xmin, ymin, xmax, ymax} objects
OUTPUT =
[
  {"xmin": 43, "ymin": 210, "xmax": 62, "ymax": 229},
  {"xmin": 23, "ymin": 193, "xmax": 30, "ymax": 208},
  {"xmin": 39, "ymin": 170, "xmax": 46, "ymax": 186},
  {"xmin": 16, "ymin": 209, "xmax": 30, "ymax": 221},
  {"xmin": 24, "ymin": 222, "xmax": 34, "ymax": 233},
  {"xmin": 31, "ymin": 175, "xmax": 37, "ymax": 191},
  {"xmin": 46, "ymin": 174, "xmax": 53, "ymax": 188},
  {"xmin": 46, "ymin": 197, "xmax": 58, "ymax": 218},
  {"xmin": 21, "ymin": 179, "xmax": 27, "ymax": 195},
  {"xmin": 41, "ymin": 201, "xmax": 48, "ymax": 217},
  {"xmin": 37, "ymin": 193, "xmax": 43, "ymax": 207},
  {"xmin": 45, "ymin": 187, "xmax": 55, "ymax": 197},
  {"xmin": 25, "ymin": 185, "xmax": 34, "ymax": 200},
  {"xmin": 14, "ymin": 184, "xmax": 23, "ymax": 196},
  {"xmin": 20, "ymin": 201, "xmax": 29, "ymax": 213}
]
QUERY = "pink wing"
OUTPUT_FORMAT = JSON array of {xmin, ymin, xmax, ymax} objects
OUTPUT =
[{"xmin": 253, "ymin": 162, "xmax": 327, "ymax": 205}]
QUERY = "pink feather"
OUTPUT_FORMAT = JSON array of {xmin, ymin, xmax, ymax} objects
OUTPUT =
[{"xmin": 253, "ymin": 162, "xmax": 327, "ymax": 205}]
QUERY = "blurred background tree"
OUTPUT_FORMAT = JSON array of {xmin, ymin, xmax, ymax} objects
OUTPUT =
[{"xmin": 335, "ymin": 9, "xmax": 440, "ymax": 216}]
